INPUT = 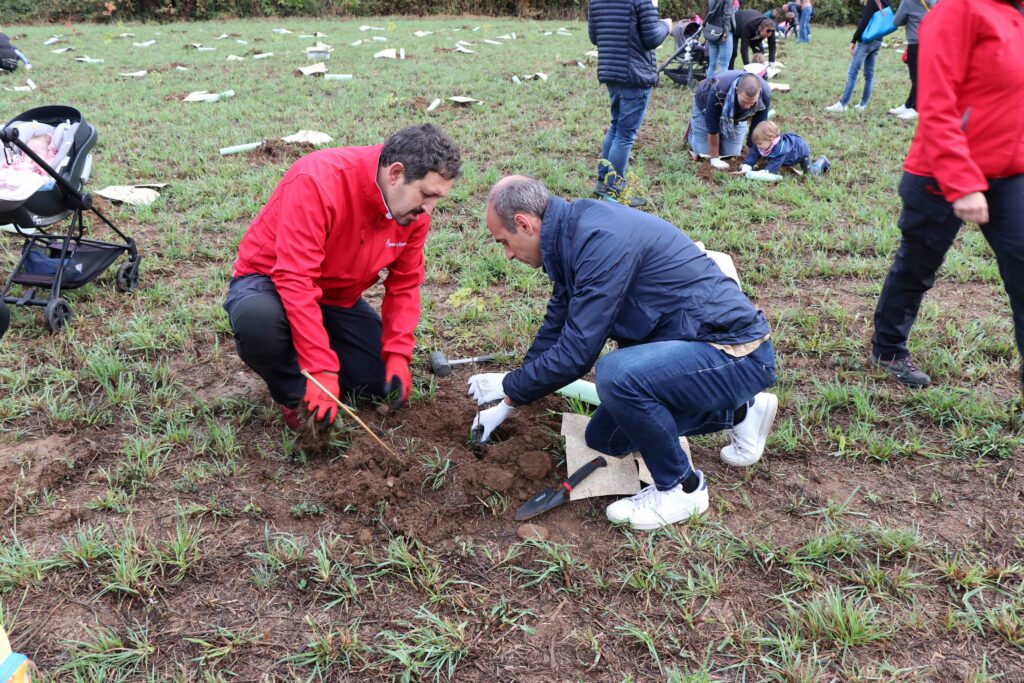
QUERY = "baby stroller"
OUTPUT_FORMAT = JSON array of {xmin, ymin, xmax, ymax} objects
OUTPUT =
[
  {"xmin": 0, "ymin": 105, "xmax": 140, "ymax": 333},
  {"xmin": 658, "ymin": 19, "xmax": 709, "ymax": 89}
]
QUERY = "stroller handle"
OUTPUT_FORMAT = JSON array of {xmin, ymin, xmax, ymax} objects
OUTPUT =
[{"xmin": 0, "ymin": 127, "xmax": 18, "ymax": 144}]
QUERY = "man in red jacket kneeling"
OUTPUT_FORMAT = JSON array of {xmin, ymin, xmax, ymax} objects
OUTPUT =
[{"xmin": 224, "ymin": 124, "xmax": 461, "ymax": 430}]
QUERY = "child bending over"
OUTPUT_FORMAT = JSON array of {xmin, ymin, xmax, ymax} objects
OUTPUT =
[{"xmin": 741, "ymin": 120, "xmax": 830, "ymax": 178}]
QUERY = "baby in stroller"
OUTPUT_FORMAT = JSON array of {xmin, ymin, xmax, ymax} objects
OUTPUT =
[
  {"xmin": 0, "ymin": 32, "xmax": 31, "ymax": 73},
  {"xmin": 1, "ymin": 106, "xmax": 140, "ymax": 333}
]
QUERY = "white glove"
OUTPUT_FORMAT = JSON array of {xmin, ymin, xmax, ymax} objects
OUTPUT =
[
  {"xmin": 745, "ymin": 169, "xmax": 784, "ymax": 182},
  {"xmin": 467, "ymin": 372, "xmax": 508, "ymax": 406},
  {"xmin": 472, "ymin": 401, "xmax": 515, "ymax": 442},
  {"xmin": 710, "ymin": 157, "xmax": 730, "ymax": 171},
  {"xmin": 740, "ymin": 164, "xmax": 753, "ymax": 173}
]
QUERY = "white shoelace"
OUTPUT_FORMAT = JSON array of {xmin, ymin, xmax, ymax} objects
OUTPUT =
[{"xmin": 629, "ymin": 484, "xmax": 664, "ymax": 510}]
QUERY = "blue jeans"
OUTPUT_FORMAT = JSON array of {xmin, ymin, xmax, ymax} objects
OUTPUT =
[
  {"xmin": 585, "ymin": 340, "xmax": 776, "ymax": 490},
  {"xmin": 706, "ymin": 32, "xmax": 733, "ymax": 78},
  {"xmin": 840, "ymin": 40, "xmax": 881, "ymax": 106},
  {"xmin": 597, "ymin": 84, "xmax": 652, "ymax": 192},
  {"xmin": 687, "ymin": 105, "xmax": 749, "ymax": 157},
  {"xmin": 798, "ymin": 6, "xmax": 812, "ymax": 42},
  {"xmin": 873, "ymin": 173, "xmax": 1024, "ymax": 363}
]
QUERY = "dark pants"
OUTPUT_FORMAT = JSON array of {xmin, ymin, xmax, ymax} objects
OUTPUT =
[
  {"xmin": 584, "ymin": 340, "xmax": 776, "ymax": 491},
  {"xmin": 223, "ymin": 274, "xmax": 386, "ymax": 408},
  {"xmin": 872, "ymin": 172, "xmax": 1024, "ymax": 363},
  {"xmin": 905, "ymin": 43, "xmax": 918, "ymax": 109}
]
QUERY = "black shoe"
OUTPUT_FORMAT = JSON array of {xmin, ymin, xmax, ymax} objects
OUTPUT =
[
  {"xmin": 871, "ymin": 354, "xmax": 931, "ymax": 388},
  {"xmin": 592, "ymin": 181, "xmax": 610, "ymax": 197}
]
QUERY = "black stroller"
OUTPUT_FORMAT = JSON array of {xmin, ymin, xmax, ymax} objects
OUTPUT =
[
  {"xmin": 658, "ymin": 19, "xmax": 709, "ymax": 89},
  {"xmin": 0, "ymin": 105, "xmax": 140, "ymax": 333}
]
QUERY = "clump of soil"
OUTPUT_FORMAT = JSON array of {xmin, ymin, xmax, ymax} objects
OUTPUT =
[{"xmin": 246, "ymin": 140, "xmax": 316, "ymax": 165}]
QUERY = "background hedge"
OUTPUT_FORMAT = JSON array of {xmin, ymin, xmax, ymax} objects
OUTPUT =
[{"xmin": 1, "ymin": 0, "xmax": 864, "ymax": 27}]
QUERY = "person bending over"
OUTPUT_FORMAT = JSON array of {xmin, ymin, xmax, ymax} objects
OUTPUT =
[
  {"xmin": 688, "ymin": 71, "xmax": 771, "ymax": 170},
  {"xmin": 468, "ymin": 176, "xmax": 779, "ymax": 530}
]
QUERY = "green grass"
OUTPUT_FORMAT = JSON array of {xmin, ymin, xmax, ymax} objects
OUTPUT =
[{"xmin": 0, "ymin": 14, "xmax": 1022, "ymax": 681}]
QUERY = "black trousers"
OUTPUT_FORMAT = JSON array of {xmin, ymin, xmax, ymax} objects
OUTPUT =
[
  {"xmin": 223, "ymin": 274, "xmax": 387, "ymax": 408},
  {"xmin": 872, "ymin": 172, "xmax": 1024, "ymax": 363},
  {"xmin": 904, "ymin": 43, "xmax": 919, "ymax": 110}
]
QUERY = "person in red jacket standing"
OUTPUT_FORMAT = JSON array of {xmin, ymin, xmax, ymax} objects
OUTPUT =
[
  {"xmin": 871, "ymin": 0, "xmax": 1024, "ymax": 388},
  {"xmin": 224, "ymin": 124, "xmax": 461, "ymax": 430}
]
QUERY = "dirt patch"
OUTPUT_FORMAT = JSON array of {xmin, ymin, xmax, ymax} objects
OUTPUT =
[
  {"xmin": 245, "ymin": 140, "xmax": 316, "ymax": 166},
  {"xmin": 0, "ymin": 434, "xmax": 73, "ymax": 513},
  {"xmin": 316, "ymin": 381, "xmax": 561, "ymax": 543}
]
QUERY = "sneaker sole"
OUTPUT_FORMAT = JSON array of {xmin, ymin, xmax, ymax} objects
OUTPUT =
[
  {"xmin": 628, "ymin": 497, "xmax": 710, "ymax": 530},
  {"xmin": 721, "ymin": 394, "xmax": 778, "ymax": 467}
]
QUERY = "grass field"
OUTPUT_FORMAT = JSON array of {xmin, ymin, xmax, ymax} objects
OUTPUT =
[{"xmin": 0, "ymin": 15, "xmax": 1022, "ymax": 682}]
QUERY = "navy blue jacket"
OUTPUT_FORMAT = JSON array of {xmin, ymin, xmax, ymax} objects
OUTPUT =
[
  {"xmin": 588, "ymin": 0, "xmax": 670, "ymax": 88},
  {"xmin": 503, "ymin": 197, "xmax": 771, "ymax": 405},
  {"xmin": 743, "ymin": 132, "xmax": 812, "ymax": 172}
]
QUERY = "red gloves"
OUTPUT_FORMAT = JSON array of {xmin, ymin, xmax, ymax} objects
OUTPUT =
[
  {"xmin": 304, "ymin": 371, "xmax": 340, "ymax": 424},
  {"xmin": 384, "ymin": 354, "xmax": 412, "ymax": 411}
]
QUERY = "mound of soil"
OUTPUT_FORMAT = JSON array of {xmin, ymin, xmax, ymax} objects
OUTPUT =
[
  {"xmin": 312, "ymin": 381, "xmax": 561, "ymax": 543},
  {"xmin": 245, "ymin": 140, "xmax": 316, "ymax": 165}
]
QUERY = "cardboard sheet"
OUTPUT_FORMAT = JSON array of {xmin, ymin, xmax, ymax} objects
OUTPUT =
[{"xmin": 562, "ymin": 413, "xmax": 691, "ymax": 501}]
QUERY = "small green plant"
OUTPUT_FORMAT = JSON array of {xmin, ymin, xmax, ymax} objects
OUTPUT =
[{"xmin": 421, "ymin": 447, "xmax": 455, "ymax": 491}]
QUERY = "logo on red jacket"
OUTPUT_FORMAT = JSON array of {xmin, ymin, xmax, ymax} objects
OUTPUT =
[{"xmin": 386, "ymin": 239, "xmax": 407, "ymax": 248}]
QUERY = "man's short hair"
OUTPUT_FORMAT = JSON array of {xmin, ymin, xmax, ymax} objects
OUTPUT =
[
  {"xmin": 737, "ymin": 73, "xmax": 762, "ymax": 98},
  {"xmin": 488, "ymin": 177, "xmax": 551, "ymax": 233},
  {"xmin": 758, "ymin": 18, "xmax": 776, "ymax": 34},
  {"xmin": 380, "ymin": 124, "xmax": 462, "ymax": 182}
]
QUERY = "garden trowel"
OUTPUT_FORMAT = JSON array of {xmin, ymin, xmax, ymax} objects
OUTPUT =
[{"xmin": 514, "ymin": 456, "xmax": 608, "ymax": 521}]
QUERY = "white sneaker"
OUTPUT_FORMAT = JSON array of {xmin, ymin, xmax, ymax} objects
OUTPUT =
[
  {"xmin": 888, "ymin": 104, "xmax": 907, "ymax": 115},
  {"xmin": 853, "ymin": 103, "xmax": 867, "ymax": 112},
  {"xmin": 720, "ymin": 393, "xmax": 778, "ymax": 467},
  {"xmin": 898, "ymin": 108, "xmax": 918, "ymax": 120},
  {"xmin": 606, "ymin": 472, "xmax": 709, "ymax": 530},
  {"xmin": 824, "ymin": 102, "xmax": 846, "ymax": 112}
]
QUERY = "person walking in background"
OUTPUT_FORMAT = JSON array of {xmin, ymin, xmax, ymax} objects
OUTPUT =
[
  {"xmin": 588, "ymin": 0, "xmax": 672, "ymax": 205},
  {"xmin": 705, "ymin": 0, "xmax": 736, "ymax": 78},
  {"xmin": 824, "ymin": 0, "xmax": 890, "ymax": 112},
  {"xmin": 870, "ymin": 0, "xmax": 1024, "ymax": 390},
  {"xmin": 798, "ymin": 0, "xmax": 814, "ymax": 42},
  {"xmin": 729, "ymin": 9, "xmax": 777, "ymax": 70},
  {"xmin": 889, "ymin": 0, "xmax": 936, "ymax": 120}
]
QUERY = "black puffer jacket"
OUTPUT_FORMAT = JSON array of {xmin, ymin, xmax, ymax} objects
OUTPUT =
[{"xmin": 588, "ymin": 0, "xmax": 670, "ymax": 87}]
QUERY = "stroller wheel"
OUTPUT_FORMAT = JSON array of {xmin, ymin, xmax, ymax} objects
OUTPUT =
[
  {"xmin": 115, "ymin": 262, "xmax": 140, "ymax": 293},
  {"xmin": 44, "ymin": 298, "xmax": 72, "ymax": 333}
]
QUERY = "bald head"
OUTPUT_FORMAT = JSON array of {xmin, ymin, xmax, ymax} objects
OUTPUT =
[{"xmin": 487, "ymin": 175, "xmax": 551, "ymax": 233}]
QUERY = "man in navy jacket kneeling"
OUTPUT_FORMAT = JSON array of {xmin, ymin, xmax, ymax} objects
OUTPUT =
[{"xmin": 468, "ymin": 176, "xmax": 779, "ymax": 530}]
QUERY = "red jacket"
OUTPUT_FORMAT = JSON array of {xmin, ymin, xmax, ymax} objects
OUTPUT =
[
  {"xmin": 232, "ymin": 145, "xmax": 428, "ymax": 374},
  {"xmin": 903, "ymin": 0, "xmax": 1024, "ymax": 202}
]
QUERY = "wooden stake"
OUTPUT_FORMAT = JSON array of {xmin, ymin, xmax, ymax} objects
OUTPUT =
[{"xmin": 301, "ymin": 369, "xmax": 401, "ymax": 459}]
